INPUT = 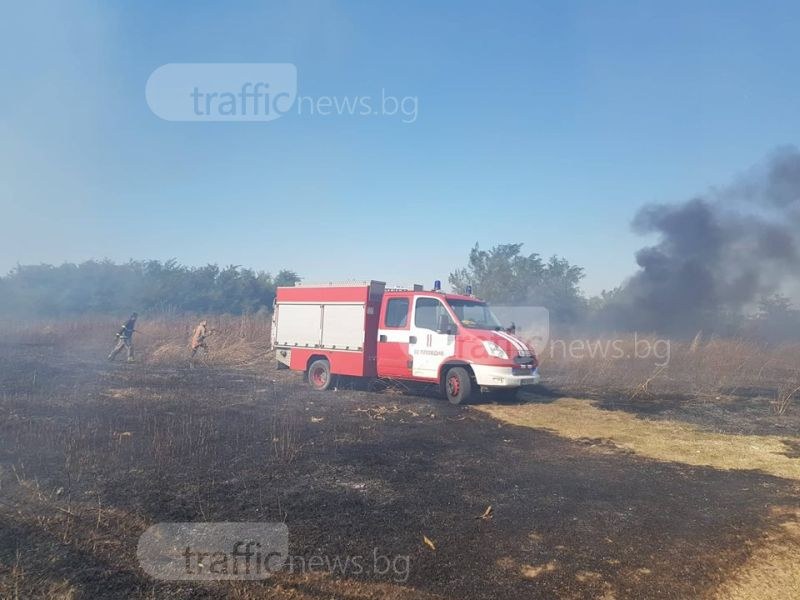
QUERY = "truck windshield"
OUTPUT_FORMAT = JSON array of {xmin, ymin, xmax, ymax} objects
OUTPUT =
[{"xmin": 446, "ymin": 299, "xmax": 504, "ymax": 330}]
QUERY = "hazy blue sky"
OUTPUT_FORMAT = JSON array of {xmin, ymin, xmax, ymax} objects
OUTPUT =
[{"xmin": 2, "ymin": 0, "xmax": 800, "ymax": 294}]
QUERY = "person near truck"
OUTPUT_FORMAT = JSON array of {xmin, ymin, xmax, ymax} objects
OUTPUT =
[
  {"xmin": 107, "ymin": 313, "xmax": 138, "ymax": 362},
  {"xmin": 190, "ymin": 319, "xmax": 211, "ymax": 358}
]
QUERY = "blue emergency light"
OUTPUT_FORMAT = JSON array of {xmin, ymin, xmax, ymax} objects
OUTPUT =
[
  {"xmin": 433, "ymin": 280, "xmax": 442, "ymax": 291},
  {"xmin": 465, "ymin": 285, "xmax": 472, "ymax": 296}
]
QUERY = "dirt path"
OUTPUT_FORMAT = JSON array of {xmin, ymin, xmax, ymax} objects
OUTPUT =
[{"xmin": 1, "ymin": 345, "xmax": 798, "ymax": 599}]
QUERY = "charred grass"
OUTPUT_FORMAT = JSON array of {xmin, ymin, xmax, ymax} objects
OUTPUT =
[{"xmin": 0, "ymin": 318, "xmax": 799, "ymax": 599}]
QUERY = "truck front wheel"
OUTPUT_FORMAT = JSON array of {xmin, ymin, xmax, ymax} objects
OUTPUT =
[
  {"xmin": 307, "ymin": 359, "xmax": 332, "ymax": 391},
  {"xmin": 443, "ymin": 367, "xmax": 473, "ymax": 405}
]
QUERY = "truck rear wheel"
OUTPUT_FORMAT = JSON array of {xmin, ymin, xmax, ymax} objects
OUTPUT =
[
  {"xmin": 308, "ymin": 359, "xmax": 332, "ymax": 391},
  {"xmin": 444, "ymin": 367, "xmax": 473, "ymax": 405}
]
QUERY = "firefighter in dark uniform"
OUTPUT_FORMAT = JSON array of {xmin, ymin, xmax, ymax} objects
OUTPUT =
[{"xmin": 108, "ymin": 312, "xmax": 138, "ymax": 362}]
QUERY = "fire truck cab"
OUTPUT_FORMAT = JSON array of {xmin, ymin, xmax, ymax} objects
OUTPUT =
[{"xmin": 271, "ymin": 281, "xmax": 539, "ymax": 404}]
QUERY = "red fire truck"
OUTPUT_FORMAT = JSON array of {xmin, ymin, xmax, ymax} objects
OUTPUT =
[{"xmin": 271, "ymin": 281, "xmax": 540, "ymax": 404}]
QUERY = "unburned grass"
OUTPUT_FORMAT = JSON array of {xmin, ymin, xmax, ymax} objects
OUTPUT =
[
  {"xmin": 477, "ymin": 398, "xmax": 800, "ymax": 480},
  {"xmin": 711, "ymin": 505, "xmax": 800, "ymax": 600}
]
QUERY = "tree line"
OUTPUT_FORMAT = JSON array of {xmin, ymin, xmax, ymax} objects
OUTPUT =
[
  {"xmin": 448, "ymin": 243, "xmax": 800, "ymax": 338},
  {"xmin": 2, "ymin": 247, "xmax": 798, "ymax": 340},
  {"xmin": 0, "ymin": 260, "xmax": 299, "ymax": 316},
  {"xmin": 0, "ymin": 247, "xmax": 586, "ymax": 320}
]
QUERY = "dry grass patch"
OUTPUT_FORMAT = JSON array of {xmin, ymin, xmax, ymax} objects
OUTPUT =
[
  {"xmin": 537, "ymin": 334, "xmax": 800, "ymax": 408},
  {"xmin": 476, "ymin": 398, "xmax": 800, "ymax": 481},
  {"xmin": 712, "ymin": 506, "xmax": 800, "ymax": 600},
  {"xmin": 0, "ymin": 313, "xmax": 275, "ymax": 370},
  {"xmin": 520, "ymin": 560, "xmax": 558, "ymax": 579}
]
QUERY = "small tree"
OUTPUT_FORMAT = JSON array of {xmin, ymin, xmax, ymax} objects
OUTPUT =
[{"xmin": 449, "ymin": 243, "xmax": 586, "ymax": 322}]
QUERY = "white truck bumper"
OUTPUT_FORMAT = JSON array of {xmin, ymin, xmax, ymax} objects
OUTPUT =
[{"xmin": 472, "ymin": 365, "xmax": 540, "ymax": 388}]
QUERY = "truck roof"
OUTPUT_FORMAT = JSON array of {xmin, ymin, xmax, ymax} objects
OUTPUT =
[
  {"xmin": 276, "ymin": 282, "xmax": 485, "ymax": 304},
  {"xmin": 383, "ymin": 289, "xmax": 484, "ymax": 303}
]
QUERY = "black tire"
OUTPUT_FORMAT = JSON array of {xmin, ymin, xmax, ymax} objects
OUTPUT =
[
  {"xmin": 443, "ymin": 367, "xmax": 473, "ymax": 405},
  {"xmin": 307, "ymin": 359, "xmax": 332, "ymax": 391}
]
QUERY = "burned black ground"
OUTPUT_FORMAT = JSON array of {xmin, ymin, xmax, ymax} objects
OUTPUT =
[{"xmin": 0, "ymin": 342, "xmax": 798, "ymax": 599}]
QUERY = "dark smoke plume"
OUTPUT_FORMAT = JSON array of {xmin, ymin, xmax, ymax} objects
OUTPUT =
[{"xmin": 610, "ymin": 147, "xmax": 800, "ymax": 335}]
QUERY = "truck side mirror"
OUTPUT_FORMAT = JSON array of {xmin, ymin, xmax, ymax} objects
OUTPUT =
[{"xmin": 437, "ymin": 314, "xmax": 455, "ymax": 335}]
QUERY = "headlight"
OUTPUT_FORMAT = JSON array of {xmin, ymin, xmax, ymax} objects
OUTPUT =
[{"xmin": 482, "ymin": 340, "xmax": 508, "ymax": 360}]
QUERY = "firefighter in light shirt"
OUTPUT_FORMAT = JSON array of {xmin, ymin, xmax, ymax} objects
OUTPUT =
[{"xmin": 190, "ymin": 319, "xmax": 211, "ymax": 359}]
